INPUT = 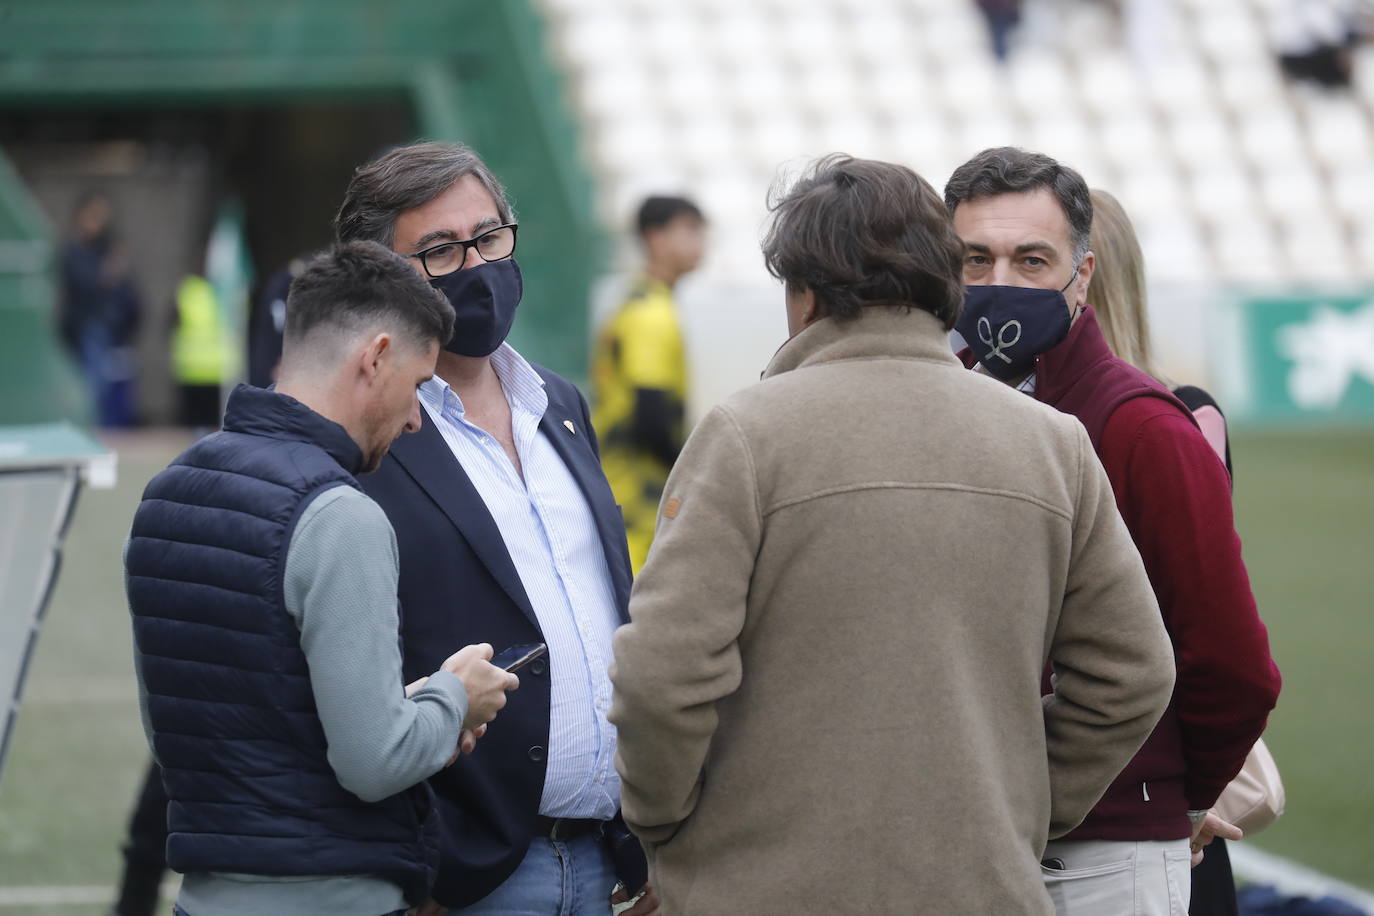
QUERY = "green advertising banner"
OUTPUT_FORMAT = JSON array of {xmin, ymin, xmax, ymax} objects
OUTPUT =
[{"xmin": 1213, "ymin": 291, "xmax": 1374, "ymax": 425}]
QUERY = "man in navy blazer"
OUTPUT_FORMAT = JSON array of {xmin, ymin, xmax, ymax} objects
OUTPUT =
[{"xmin": 335, "ymin": 143, "xmax": 657, "ymax": 915}]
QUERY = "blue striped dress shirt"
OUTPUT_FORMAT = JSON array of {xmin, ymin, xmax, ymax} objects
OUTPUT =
[{"xmin": 419, "ymin": 345, "xmax": 621, "ymax": 820}]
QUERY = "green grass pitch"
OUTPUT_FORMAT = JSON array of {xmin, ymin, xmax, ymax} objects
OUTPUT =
[{"xmin": 0, "ymin": 429, "xmax": 1370, "ymax": 912}]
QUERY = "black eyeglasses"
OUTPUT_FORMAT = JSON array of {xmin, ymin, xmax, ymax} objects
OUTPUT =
[{"xmin": 408, "ymin": 223, "xmax": 518, "ymax": 278}]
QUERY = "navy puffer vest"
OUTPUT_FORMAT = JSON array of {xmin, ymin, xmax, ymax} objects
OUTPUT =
[{"xmin": 125, "ymin": 384, "xmax": 439, "ymax": 904}]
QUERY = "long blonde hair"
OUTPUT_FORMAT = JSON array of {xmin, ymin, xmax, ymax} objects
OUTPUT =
[{"xmin": 1087, "ymin": 189, "xmax": 1165, "ymax": 382}]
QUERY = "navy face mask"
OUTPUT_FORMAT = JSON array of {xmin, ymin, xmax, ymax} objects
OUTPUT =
[
  {"xmin": 430, "ymin": 258, "xmax": 523, "ymax": 357},
  {"xmin": 956, "ymin": 270, "xmax": 1077, "ymax": 382}
]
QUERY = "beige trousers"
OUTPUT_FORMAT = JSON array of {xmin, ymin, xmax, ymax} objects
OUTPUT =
[{"xmin": 1041, "ymin": 838, "xmax": 1192, "ymax": 916}]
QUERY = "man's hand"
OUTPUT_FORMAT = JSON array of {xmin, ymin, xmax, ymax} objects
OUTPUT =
[
  {"xmin": 611, "ymin": 882, "xmax": 661, "ymax": 916},
  {"xmin": 441, "ymin": 643, "xmax": 520, "ymax": 731},
  {"xmin": 404, "ymin": 676, "xmax": 429, "ymax": 697},
  {"xmin": 459, "ymin": 724, "xmax": 486, "ymax": 755},
  {"xmin": 445, "ymin": 724, "xmax": 488, "ymax": 766},
  {"xmin": 1190, "ymin": 812, "xmax": 1243, "ymax": 867},
  {"xmin": 408, "ymin": 898, "xmax": 446, "ymax": 916}
]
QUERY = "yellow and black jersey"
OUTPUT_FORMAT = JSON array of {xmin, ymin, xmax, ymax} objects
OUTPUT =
[{"xmin": 591, "ymin": 277, "xmax": 689, "ymax": 573}]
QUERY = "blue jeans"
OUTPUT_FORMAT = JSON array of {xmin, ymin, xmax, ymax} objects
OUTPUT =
[{"xmin": 454, "ymin": 834, "xmax": 616, "ymax": 916}]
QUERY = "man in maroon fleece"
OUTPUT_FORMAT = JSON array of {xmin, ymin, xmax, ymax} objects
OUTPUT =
[{"xmin": 944, "ymin": 147, "xmax": 1281, "ymax": 915}]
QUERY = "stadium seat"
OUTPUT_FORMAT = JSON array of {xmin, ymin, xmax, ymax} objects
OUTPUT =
[
  {"xmin": 1281, "ymin": 221, "xmax": 1353, "ymax": 282},
  {"xmin": 1238, "ymin": 109, "xmax": 1308, "ymax": 170},
  {"xmin": 1212, "ymin": 220, "xmax": 1286, "ymax": 285},
  {"xmin": 1076, "ymin": 56, "xmax": 1146, "ymax": 119},
  {"xmin": 1188, "ymin": 167, "xmax": 1257, "ymax": 219},
  {"xmin": 1136, "ymin": 216, "xmax": 1210, "ymax": 284},
  {"xmin": 1144, "ymin": 57, "xmax": 1214, "ymax": 118},
  {"xmin": 1098, "ymin": 111, "xmax": 1171, "ymax": 174},
  {"xmin": 1118, "ymin": 167, "xmax": 1191, "ymax": 227},
  {"xmin": 1256, "ymin": 163, "xmax": 1330, "ymax": 223},
  {"xmin": 1192, "ymin": 6, "xmax": 1268, "ymax": 68},
  {"xmin": 1215, "ymin": 61, "xmax": 1290, "ymax": 119},
  {"xmin": 659, "ymin": 63, "xmax": 722, "ymax": 120},
  {"xmin": 1302, "ymin": 97, "xmax": 1374, "ymax": 171},
  {"xmin": 1004, "ymin": 52, "xmax": 1077, "ymax": 117},
  {"xmin": 1328, "ymin": 165, "xmax": 1374, "ymax": 224}
]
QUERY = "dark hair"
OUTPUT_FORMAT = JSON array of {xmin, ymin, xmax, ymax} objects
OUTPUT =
[
  {"xmin": 761, "ymin": 154, "xmax": 965, "ymax": 328},
  {"xmin": 636, "ymin": 195, "xmax": 704, "ymax": 237},
  {"xmin": 335, "ymin": 141, "xmax": 514, "ymax": 247},
  {"xmin": 285, "ymin": 241, "xmax": 455, "ymax": 351},
  {"xmin": 943, "ymin": 147, "xmax": 1093, "ymax": 264}
]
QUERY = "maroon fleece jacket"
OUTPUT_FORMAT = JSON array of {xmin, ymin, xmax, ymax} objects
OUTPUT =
[{"xmin": 1031, "ymin": 308, "xmax": 1282, "ymax": 841}]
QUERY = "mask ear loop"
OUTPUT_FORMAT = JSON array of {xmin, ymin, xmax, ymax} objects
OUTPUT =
[
  {"xmin": 1061, "ymin": 256, "xmax": 1085, "ymax": 318},
  {"xmin": 1059, "ymin": 258, "xmax": 1081, "ymax": 293}
]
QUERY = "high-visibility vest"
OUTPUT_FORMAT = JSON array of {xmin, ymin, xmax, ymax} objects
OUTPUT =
[{"xmin": 172, "ymin": 275, "xmax": 228, "ymax": 386}]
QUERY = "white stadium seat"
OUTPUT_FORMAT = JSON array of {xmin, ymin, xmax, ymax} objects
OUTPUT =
[
  {"xmin": 1004, "ymin": 52, "xmax": 1077, "ymax": 118},
  {"xmin": 1211, "ymin": 219, "xmax": 1286, "ymax": 285},
  {"xmin": 1214, "ymin": 61, "xmax": 1289, "ymax": 119},
  {"xmin": 1256, "ymin": 162, "xmax": 1330, "ymax": 223},
  {"xmin": 1328, "ymin": 165, "xmax": 1374, "ymax": 224},
  {"xmin": 1076, "ymin": 56, "xmax": 1147, "ymax": 119},
  {"xmin": 1303, "ymin": 98, "xmax": 1374, "ymax": 171},
  {"xmin": 1144, "ymin": 57, "xmax": 1215, "ymax": 119},
  {"xmin": 1099, "ymin": 111, "xmax": 1171, "ymax": 173},
  {"xmin": 1192, "ymin": 6, "xmax": 1267, "ymax": 67},
  {"xmin": 1122, "ymin": 167, "xmax": 1191, "ymax": 224},
  {"xmin": 1187, "ymin": 167, "xmax": 1258, "ymax": 220},
  {"xmin": 1166, "ymin": 112, "xmax": 1242, "ymax": 176},
  {"xmin": 1140, "ymin": 216, "xmax": 1210, "ymax": 282},
  {"xmin": 1237, "ymin": 108, "xmax": 1308, "ymax": 170},
  {"xmin": 1281, "ymin": 220, "xmax": 1353, "ymax": 282}
]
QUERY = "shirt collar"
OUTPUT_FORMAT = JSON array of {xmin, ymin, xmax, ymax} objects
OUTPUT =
[
  {"xmin": 762, "ymin": 304, "xmax": 962, "ymax": 380},
  {"xmin": 420, "ymin": 343, "xmax": 548, "ymax": 421}
]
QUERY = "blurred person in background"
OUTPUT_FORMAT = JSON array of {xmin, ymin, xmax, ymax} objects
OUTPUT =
[
  {"xmin": 107, "ymin": 760, "xmax": 169, "ymax": 916},
  {"xmin": 1272, "ymin": 0, "xmax": 1374, "ymax": 89},
  {"xmin": 336, "ymin": 142, "xmax": 656, "ymax": 916},
  {"xmin": 946, "ymin": 147, "xmax": 1281, "ymax": 915},
  {"xmin": 58, "ymin": 190, "xmax": 141, "ymax": 427},
  {"xmin": 1088, "ymin": 189, "xmax": 1232, "ymax": 471},
  {"xmin": 591, "ymin": 195, "xmax": 705, "ymax": 574},
  {"xmin": 126, "ymin": 242, "xmax": 518, "ymax": 916},
  {"xmin": 610, "ymin": 155, "xmax": 1176, "ymax": 914},
  {"xmin": 974, "ymin": 0, "xmax": 1023, "ymax": 62},
  {"xmin": 170, "ymin": 272, "xmax": 230, "ymax": 431},
  {"xmin": 1089, "ymin": 187, "xmax": 1262, "ymax": 916}
]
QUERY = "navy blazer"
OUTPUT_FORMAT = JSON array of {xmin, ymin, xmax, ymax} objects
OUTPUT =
[{"xmin": 360, "ymin": 365, "xmax": 636, "ymax": 907}]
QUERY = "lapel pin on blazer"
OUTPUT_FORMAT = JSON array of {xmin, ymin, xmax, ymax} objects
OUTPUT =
[{"xmin": 563, "ymin": 419, "xmax": 576, "ymax": 435}]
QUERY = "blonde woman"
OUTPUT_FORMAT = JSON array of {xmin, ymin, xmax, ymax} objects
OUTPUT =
[
  {"xmin": 1088, "ymin": 189, "xmax": 1232, "ymax": 470},
  {"xmin": 1088, "ymin": 188, "xmax": 1243, "ymax": 916}
]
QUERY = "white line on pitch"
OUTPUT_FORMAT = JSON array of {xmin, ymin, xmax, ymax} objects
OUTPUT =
[{"xmin": 0, "ymin": 882, "xmax": 176, "ymax": 906}]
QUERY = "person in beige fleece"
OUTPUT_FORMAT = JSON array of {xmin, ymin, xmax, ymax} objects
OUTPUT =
[{"xmin": 608, "ymin": 155, "xmax": 1177, "ymax": 915}]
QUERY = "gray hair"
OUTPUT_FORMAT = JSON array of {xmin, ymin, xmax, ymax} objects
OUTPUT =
[
  {"xmin": 335, "ymin": 141, "xmax": 515, "ymax": 247},
  {"xmin": 943, "ymin": 147, "xmax": 1093, "ymax": 266}
]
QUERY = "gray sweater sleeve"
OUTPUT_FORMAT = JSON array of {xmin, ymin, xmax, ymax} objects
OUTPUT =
[{"xmin": 285, "ymin": 485, "xmax": 468, "ymax": 803}]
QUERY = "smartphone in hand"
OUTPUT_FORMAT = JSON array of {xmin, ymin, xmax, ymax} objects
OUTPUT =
[{"xmin": 490, "ymin": 642, "xmax": 547, "ymax": 673}]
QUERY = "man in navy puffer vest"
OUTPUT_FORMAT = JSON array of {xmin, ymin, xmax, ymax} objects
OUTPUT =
[{"xmin": 125, "ymin": 241, "xmax": 520, "ymax": 916}]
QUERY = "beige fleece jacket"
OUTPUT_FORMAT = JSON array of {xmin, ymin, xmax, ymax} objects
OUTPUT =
[{"xmin": 609, "ymin": 305, "xmax": 1175, "ymax": 915}]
